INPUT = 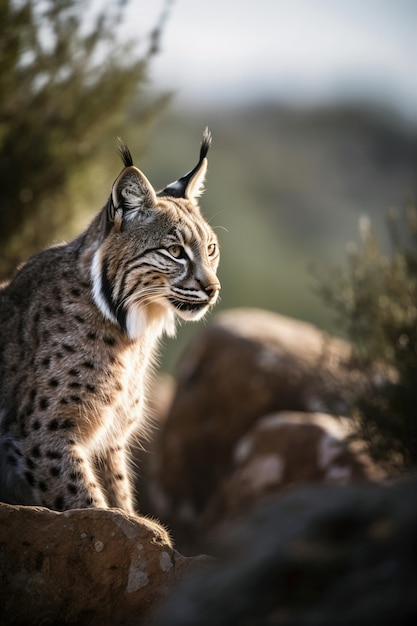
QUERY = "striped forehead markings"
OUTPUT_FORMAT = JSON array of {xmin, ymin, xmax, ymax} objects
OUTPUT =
[
  {"xmin": 160, "ymin": 196, "xmax": 214, "ymax": 244},
  {"xmin": 179, "ymin": 213, "xmax": 213, "ymax": 246}
]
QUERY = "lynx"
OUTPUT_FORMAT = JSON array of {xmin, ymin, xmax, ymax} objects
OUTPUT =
[{"xmin": 0, "ymin": 129, "xmax": 220, "ymax": 515}]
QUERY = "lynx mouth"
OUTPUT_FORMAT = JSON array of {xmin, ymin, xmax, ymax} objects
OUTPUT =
[
  {"xmin": 168, "ymin": 297, "xmax": 208, "ymax": 314},
  {"xmin": 168, "ymin": 297, "xmax": 211, "ymax": 321}
]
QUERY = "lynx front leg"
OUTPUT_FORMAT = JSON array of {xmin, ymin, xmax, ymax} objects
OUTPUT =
[
  {"xmin": 22, "ymin": 440, "xmax": 109, "ymax": 511},
  {"xmin": 97, "ymin": 445, "xmax": 137, "ymax": 514},
  {"xmin": 96, "ymin": 447, "xmax": 172, "ymax": 546}
]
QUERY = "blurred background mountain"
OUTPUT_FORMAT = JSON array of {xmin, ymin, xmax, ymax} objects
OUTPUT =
[
  {"xmin": 141, "ymin": 104, "xmax": 416, "ymax": 367},
  {"xmin": 1, "ymin": 0, "xmax": 416, "ymax": 372}
]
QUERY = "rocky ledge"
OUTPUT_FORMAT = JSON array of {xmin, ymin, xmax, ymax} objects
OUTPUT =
[{"xmin": 0, "ymin": 504, "xmax": 208, "ymax": 625}]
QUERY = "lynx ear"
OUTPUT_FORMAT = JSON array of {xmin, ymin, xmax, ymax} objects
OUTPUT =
[
  {"xmin": 107, "ymin": 140, "xmax": 158, "ymax": 226},
  {"xmin": 161, "ymin": 127, "xmax": 212, "ymax": 203},
  {"xmin": 111, "ymin": 166, "xmax": 157, "ymax": 215}
]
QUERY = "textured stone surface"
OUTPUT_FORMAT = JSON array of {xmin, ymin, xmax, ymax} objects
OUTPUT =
[
  {"xmin": 156, "ymin": 478, "xmax": 417, "ymax": 626},
  {"xmin": 202, "ymin": 411, "xmax": 382, "ymax": 530},
  {"xmin": 150, "ymin": 309, "xmax": 366, "ymax": 541},
  {"xmin": 0, "ymin": 503, "xmax": 207, "ymax": 625}
]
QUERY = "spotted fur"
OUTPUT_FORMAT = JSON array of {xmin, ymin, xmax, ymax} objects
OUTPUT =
[{"xmin": 0, "ymin": 131, "xmax": 220, "ymax": 514}]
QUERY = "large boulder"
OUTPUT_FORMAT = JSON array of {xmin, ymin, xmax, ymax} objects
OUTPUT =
[
  {"xmin": 0, "ymin": 503, "xmax": 208, "ymax": 625},
  {"xmin": 150, "ymin": 309, "xmax": 367, "ymax": 543},
  {"xmin": 201, "ymin": 411, "xmax": 383, "ymax": 531},
  {"xmin": 156, "ymin": 477, "xmax": 417, "ymax": 626}
]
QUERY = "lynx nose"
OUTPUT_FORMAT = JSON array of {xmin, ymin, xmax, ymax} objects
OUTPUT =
[{"xmin": 205, "ymin": 282, "xmax": 221, "ymax": 300}]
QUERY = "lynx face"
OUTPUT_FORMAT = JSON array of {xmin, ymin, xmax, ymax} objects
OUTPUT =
[{"xmin": 92, "ymin": 130, "xmax": 220, "ymax": 339}]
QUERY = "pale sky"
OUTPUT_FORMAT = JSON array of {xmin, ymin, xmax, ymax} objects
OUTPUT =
[{"xmin": 122, "ymin": 0, "xmax": 417, "ymax": 119}]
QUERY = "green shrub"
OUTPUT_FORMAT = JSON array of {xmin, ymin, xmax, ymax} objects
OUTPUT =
[
  {"xmin": 0, "ymin": 0, "xmax": 168, "ymax": 279},
  {"xmin": 318, "ymin": 204, "xmax": 417, "ymax": 471}
]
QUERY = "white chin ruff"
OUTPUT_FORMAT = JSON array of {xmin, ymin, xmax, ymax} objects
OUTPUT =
[
  {"xmin": 175, "ymin": 305, "xmax": 209, "ymax": 322},
  {"xmin": 126, "ymin": 304, "xmax": 176, "ymax": 340}
]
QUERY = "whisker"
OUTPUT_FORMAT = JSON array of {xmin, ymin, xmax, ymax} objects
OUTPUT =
[
  {"xmin": 115, "ymin": 284, "xmax": 167, "ymax": 315},
  {"xmin": 207, "ymin": 209, "xmax": 225, "ymax": 224},
  {"xmin": 120, "ymin": 285, "xmax": 167, "ymax": 308}
]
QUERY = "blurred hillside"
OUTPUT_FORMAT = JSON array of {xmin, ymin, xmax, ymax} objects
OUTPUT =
[
  {"xmin": 2, "ymin": 93, "xmax": 415, "ymax": 370},
  {"xmin": 135, "ymin": 103, "xmax": 416, "ymax": 369}
]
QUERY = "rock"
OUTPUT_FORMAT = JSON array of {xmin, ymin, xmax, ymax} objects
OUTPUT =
[
  {"xmin": 0, "ymin": 503, "xmax": 208, "ymax": 625},
  {"xmin": 202, "ymin": 411, "xmax": 384, "ymax": 530},
  {"xmin": 155, "ymin": 477, "xmax": 417, "ymax": 626},
  {"xmin": 151, "ymin": 309, "xmax": 364, "ymax": 542}
]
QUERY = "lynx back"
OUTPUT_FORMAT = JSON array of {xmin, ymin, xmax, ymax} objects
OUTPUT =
[{"xmin": 0, "ymin": 129, "xmax": 220, "ymax": 514}]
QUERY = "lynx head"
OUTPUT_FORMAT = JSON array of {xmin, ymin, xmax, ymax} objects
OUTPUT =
[{"xmin": 91, "ymin": 129, "xmax": 220, "ymax": 340}]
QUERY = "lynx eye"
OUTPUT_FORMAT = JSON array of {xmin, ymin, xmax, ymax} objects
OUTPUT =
[
  {"xmin": 168, "ymin": 245, "xmax": 185, "ymax": 259},
  {"xmin": 207, "ymin": 243, "xmax": 217, "ymax": 257}
]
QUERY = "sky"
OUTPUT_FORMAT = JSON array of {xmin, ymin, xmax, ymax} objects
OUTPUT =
[{"xmin": 121, "ymin": 0, "xmax": 417, "ymax": 120}]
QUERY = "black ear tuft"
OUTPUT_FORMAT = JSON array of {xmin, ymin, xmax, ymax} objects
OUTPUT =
[
  {"xmin": 200, "ymin": 127, "xmax": 212, "ymax": 161},
  {"xmin": 118, "ymin": 138, "xmax": 134, "ymax": 168}
]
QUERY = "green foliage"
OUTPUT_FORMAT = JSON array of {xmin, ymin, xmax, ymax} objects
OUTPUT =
[
  {"xmin": 0, "ymin": 0, "xmax": 168, "ymax": 279},
  {"xmin": 319, "ymin": 205, "xmax": 417, "ymax": 471}
]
